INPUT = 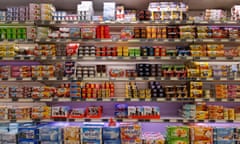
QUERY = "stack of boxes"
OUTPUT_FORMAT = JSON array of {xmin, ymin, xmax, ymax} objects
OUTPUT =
[
  {"xmin": 63, "ymin": 126, "xmax": 81, "ymax": 144},
  {"xmin": 38, "ymin": 125, "xmax": 63, "ymax": 143},
  {"xmin": 18, "ymin": 124, "xmax": 39, "ymax": 144},
  {"xmin": 231, "ymin": 5, "xmax": 240, "ymax": 21},
  {"xmin": 31, "ymin": 65, "xmax": 55, "ymax": 78},
  {"xmin": 77, "ymin": 1, "xmax": 94, "ymax": 21},
  {"xmin": 204, "ymin": 9, "xmax": 226, "ymax": 21},
  {"xmin": 6, "ymin": 6, "xmax": 29, "ymax": 21},
  {"xmin": 81, "ymin": 125, "xmax": 102, "ymax": 143},
  {"xmin": 0, "ymin": 107, "xmax": 8, "ymax": 120},
  {"xmin": 191, "ymin": 126, "xmax": 213, "ymax": 144},
  {"xmin": 103, "ymin": 125, "xmax": 121, "ymax": 144},
  {"xmin": 120, "ymin": 123, "xmax": 142, "ymax": 144},
  {"xmin": 0, "ymin": 11, "xmax": 6, "ymax": 21},
  {"xmin": 103, "ymin": 2, "xmax": 116, "ymax": 21},
  {"xmin": 0, "ymin": 27, "xmax": 27, "ymax": 40},
  {"xmin": 11, "ymin": 66, "xmax": 31, "ymax": 78},
  {"xmin": 0, "ymin": 86, "xmax": 8, "ymax": 99},
  {"xmin": 117, "ymin": 46, "xmax": 128, "ymax": 56},
  {"xmin": 179, "ymin": 26, "xmax": 196, "ymax": 39},
  {"xmin": 128, "ymin": 47, "xmax": 140, "ymax": 56},
  {"xmin": 166, "ymin": 126, "xmax": 190, "ymax": 144},
  {"xmin": 190, "ymin": 82, "xmax": 203, "ymax": 98},
  {"xmin": 31, "ymin": 106, "xmax": 51, "ymax": 120},
  {"xmin": 181, "ymin": 104, "xmax": 196, "ymax": 119},
  {"xmin": 8, "ymin": 107, "xmax": 31, "ymax": 121},
  {"xmin": 0, "ymin": 66, "xmax": 9, "ymax": 79},
  {"xmin": 34, "ymin": 44, "xmax": 56, "ymax": 56},
  {"xmin": 37, "ymin": 27, "xmax": 49, "ymax": 39},
  {"xmin": 213, "ymin": 127, "xmax": 235, "ymax": 144},
  {"xmin": 0, "ymin": 44, "xmax": 16, "ymax": 57},
  {"xmin": 70, "ymin": 82, "xmax": 82, "ymax": 98},
  {"xmin": 31, "ymin": 86, "xmax": 55, "ymax": 99}
]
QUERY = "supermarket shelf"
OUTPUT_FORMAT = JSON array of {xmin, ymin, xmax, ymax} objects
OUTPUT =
[
  {"xmin": 194, "ymin": 38, "xmax": 240, "ymax": 43},
  {"xmin": 0, "ymin": 118, "xmax": 238, "ymax": 123},
  {"xmin": 1, "ymin": 56, "xmax": 240, "ymax": 62},
  {"xmin": 36, "ymin": 20, "xmax": 194, "ymax": 26},
  {"xmin": 0, "ymin": 21, "xmax": 34, "ymax": 26},
  {"xmin": 0, "ymin": 56, "xmax": 193, "ymax": 61},
  {"xmin": 0, "ymin": 39, "xmax": 34, "ymax": 44},
  {"xmin": 35, "ymin": 38, "xmax": 240, "ymax": 44},
  {"xmin": 0, "ymin": 98, "xmax": 238, "ymax": 103},
  {"xmin": 0, "ymin": 77, "xmax": 240, "ymax": 82},
  {"xmin": 35, "ymin": 38, "xmax": 194, "ymax": 43},
  {"xmin": 0, "ymin": 77, "xmax": 192, "ymax": 82},
  {"xmin": 35, "ymin": 20, "xmax": 240, "ymax": 26}
]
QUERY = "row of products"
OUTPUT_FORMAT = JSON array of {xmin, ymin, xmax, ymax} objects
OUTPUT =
[
  {"xmin": 0, "ymin": 82, "xmax": 114, "ymax": 99},
  {"xmin": 0, "ymin": 105, "xmax": 103, "ymax": 120},
  {"xmin": 0, "ymin": 27, "xmax": 36, "ymax": 40},
  {"xmin": 126, "ymin": 82, "xmax": 187, "ymax": 98},
  {"xmin": 1, "ymin": 2, "xmax": 239, "ymax": 22},
  {"xmin": 115, "ymin": 104, "xmax": 160, "ymax": 119},
  {"xmin": 47, "ymin": 25, "xmax": 110, "ymax": 39},
  {"xmin": 166, "ymin": 126, "xmax": 240, "ymax": 144},
  {"xmin": 1, "ymin": 82, "xmax": 240, "ymax": 99},
  {"xmin": 0, "ymin": 3, "xmax": 55, "ymax": 21},
  {"xmin": 2, "ymin": 122, "xmax": 240, "ymax": 144},
  {"xmin": 5, "ymin": 43, "xmax": 240, "ymax": 58},
  {"xmin": 181, "ymin": 103, "xmax": 240, "ymax": 120},
  {"xmin": 1, "ymin": 122, "xmax": 166, "ymax": 144},
  {"xmin": 38, "ymin": 25, "xmax": 240, "ymax": 40}
]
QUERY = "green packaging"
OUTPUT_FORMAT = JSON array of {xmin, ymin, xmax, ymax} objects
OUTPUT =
[{"xmin": 167, "ymin": 126, "xmax": 190, "ymax": 138}]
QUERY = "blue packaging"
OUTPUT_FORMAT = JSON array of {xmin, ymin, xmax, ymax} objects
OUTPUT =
[
  {"xmin": 18, "ymin": 139, "xmax": 39, "ymax": 144},
  {"xmin": 214, "ymin": 127, "xmax": 235, "ymax": 140},
  {"xmin": 115, "ymin": 104, "xmax": 128, "ymax": 111},
  {"xmin": 104, "ymin": 139, "xmax": 121, "ymax": 144},
  {"xmin": 41, "ymin": 141, "xmax": 63, "ymax": 144},
  {"xmin": 82, "ymin": 139, "xmax": 101, "ymax": 144},
  {"xmin": 81, "ymin": 126, "xmax": 102, "ymax": 143},
  {"xmin": 38, "ymin": 126, "xmax": 62, "ymax": 142},
  {"xmin": 214, "ymin": 140, "xmax": 235, "ymax": 144},
  {"xmin": 102, "ymin": 126, "xmax": 120, "ymax": 140},
  {"xmin": 18, "ymin": 126, "xmax": 38, "ymax": 140}
]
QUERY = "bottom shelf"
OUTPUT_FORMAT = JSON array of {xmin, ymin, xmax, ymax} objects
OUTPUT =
[
  {"xmin": 3, "ymin": 117, "xmax": 240, "ymax": 123},
  {"xmin": 1, "ymin": 121, "xmax": 240, "ymax": 144}
]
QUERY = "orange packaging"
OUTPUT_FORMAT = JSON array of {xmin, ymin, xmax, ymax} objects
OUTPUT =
[{"xmin": 191, "ymin": 126, "xmax": 213, "ymax": 141}]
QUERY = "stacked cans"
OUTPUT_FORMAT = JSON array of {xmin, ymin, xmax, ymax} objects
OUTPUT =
[
  {"xmin": 76, "ymin": 65, "xmax": 95, "ymax": 78},
  {"xmin": 167, "ymin": 26, "xmax": 179, "ymax": 38},
  {"xmin": 148, "ymin": 81, "xmax": 164, "ymax": 98},
  {"xmin": 134, "ymin": 27, "xmax": 147, "ymax": 38},
  {"xmin": 64, "ymin": 61, "xmax": 75, "ymax": 77},
  {"xmin": 96, "ymin": 25, "xmax": 110, "ymax": 39},
  {"xmin": 96, "ymin": 46, "xmax": 117, "ymax": 56},
  {"xmin": 78, "ymin": 45, "xmax": 96, "ymax": 56},
  {"xmin": 136, "ymin": 64, "xmax": 162, "ymax": 77},
  {"xmin": 96, "ymin": 65, "xmax": 107, "ymax": 77}
]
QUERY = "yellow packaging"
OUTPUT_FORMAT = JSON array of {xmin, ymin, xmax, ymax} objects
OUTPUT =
[
  {"xmin": 190, "ymin": 90, "xmax": 203, "ymax": 98},
  {"xmin": 196, "ymin": 111, "xmax": 209, "ymax": 120},
  {"xmin": 187, "ymin": 68, "xmax": 200, "ymax": 77},
  {"xmin": 207, "ymin": 44, "xmax": 224, "ymax": 50},
  {"xmin": 200, "ymin": 69, "xmax": 212, "ymax": 78},
  {"xmin": 190, "ymin": 45, "xmax": 205, "ymax": 51},
  {"xmin": 228, "ymin": 109, "xmax": 235, "ymax": 120},
  {"xmin": 224, "ymin": 109, "xmax": 229, "ymax": 120}
]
